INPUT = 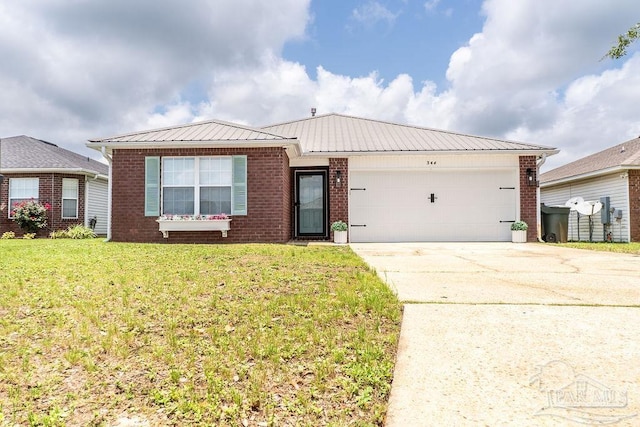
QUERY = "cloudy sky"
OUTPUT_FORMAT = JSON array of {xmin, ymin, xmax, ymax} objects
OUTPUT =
[{"xmin": 1, "ymin": 0, "xmax": 639, "ymax": 171}]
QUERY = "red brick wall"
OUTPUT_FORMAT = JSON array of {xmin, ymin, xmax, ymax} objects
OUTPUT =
[
  {"xmin": 0, "ymin": 173, "xmax": 86, "ymax": 237},
  {"xmin": 110, "ymin": 147, "xmax": 291, "ymax": 243},
  {"xmin": 519, "ymin": 156, "xmax": 538, "ymax": 242},
  {"xmin": 629, "ymin": 169, "xmax": 640, "ymax": 242},
  {"xmin": 329, "ymin": 158, "xmax": 349, "ymax": 241}
]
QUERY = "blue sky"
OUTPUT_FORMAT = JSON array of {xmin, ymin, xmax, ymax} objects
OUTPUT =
[
  {"xmin": 1, "ymin": 0, "xmax": 639, "ymax": 171},
  {"xmin": 284, "ymin": 0, "xmax": 485, "ymax": 86}
]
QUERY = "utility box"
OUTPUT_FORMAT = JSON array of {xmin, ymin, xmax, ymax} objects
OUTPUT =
[{"xmin": 541, "ymin": 203, "xmax": 570, "ymax": 243}]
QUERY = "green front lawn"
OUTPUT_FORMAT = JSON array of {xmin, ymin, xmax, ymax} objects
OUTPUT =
[
  {"xmin": 559, "ymin": 241, "xmax": 640, "ymax": 254},
  {"xmin": 0, "ymin": 240, "xmax": 401, "ymax": 426}
]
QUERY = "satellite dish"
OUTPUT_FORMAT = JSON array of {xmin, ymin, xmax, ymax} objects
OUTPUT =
[
  {"xmin": 565, "ymin": 197, "xmax": 584, "ymax": 210},
  {"xmin": 575, "ymin": 201, "xmax": 603, "ymax": 216}
]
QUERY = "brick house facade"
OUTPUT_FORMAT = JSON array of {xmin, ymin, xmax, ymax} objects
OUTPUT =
[
  {"xmin": 0, "ymin": 173, "xmax": 87, "ymax": 237},
  {"xmin": 111, "ymin": 147, "xmax": 291, "ymax": 243},
  {"xmin": 89, "ymin": 115, "xmax": 556, "ymax": 244}
]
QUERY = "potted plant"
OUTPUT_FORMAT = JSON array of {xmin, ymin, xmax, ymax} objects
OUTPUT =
[
  {"xmin": 511, "ymin": 220, "xmax": 528, "ymax": 243},
  {"xmin": 331, "ymin": 220, "xmax": 348, "ymax": 244}
]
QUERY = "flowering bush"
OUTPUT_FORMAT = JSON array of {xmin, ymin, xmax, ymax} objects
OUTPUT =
[
  {"xmin": 11, "ymin": 199, "xmax": 51, "ymax": 234},
  {"xmin": 158, "ymin": 214, "xmax": 230, "ymax": 221}
]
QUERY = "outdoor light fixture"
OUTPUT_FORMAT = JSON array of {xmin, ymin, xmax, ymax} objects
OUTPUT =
[
  {"xmin": 335, "ymin": 170, "xmax": 342, "ymax": 187},
  {"xmin": 526, "ymin": 168, "xmax": 536, "ymax": 187}
]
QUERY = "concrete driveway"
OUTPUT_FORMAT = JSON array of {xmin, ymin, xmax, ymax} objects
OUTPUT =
[{"xmin": 350, "ymin": 243, "xmax": 640, "ymax": 426}]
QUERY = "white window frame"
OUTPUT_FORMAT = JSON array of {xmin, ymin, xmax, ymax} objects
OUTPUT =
[
  {"xmin": 8, "ymin": 178, "xmax": 39, "ymax": 218},
  {"xmin": 161, "ymin": 156, "xmax": 234, "ymax": 216},
  {"xmin": 61, "ymin": 178, "xmax": 79, "ymax": 219}
]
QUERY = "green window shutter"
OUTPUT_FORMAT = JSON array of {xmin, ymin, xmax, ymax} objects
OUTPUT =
[
  {"xmin": 145, "ymin": 156, "xmax": 160, "ymax": 216},
  {"xmin": 232, "ymin": 155, "xmax": 247, "ymax": 215}
]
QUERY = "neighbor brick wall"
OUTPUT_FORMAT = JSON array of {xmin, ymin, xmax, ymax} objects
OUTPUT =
[
  {"xmin": 519, "ymin": 156, "xmax": 538, "ymax": 242},
  {"xmin": 329, "ymin": 158, "xmax": 349, "ymax": 241},
  {"xmin": 0, "ymin": 173, "xmax": 86, "ymax": 237},
  {"xmin": 110, "ymin": 147, "xmax": 291, "ymax": 243},
  {"xmin": 629, "ymin": 169, "xmax": 640, "ymax": 242}
]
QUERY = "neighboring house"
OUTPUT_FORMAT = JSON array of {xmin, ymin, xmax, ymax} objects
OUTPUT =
[
  {"xmin": 0, "ymin": 135, "xmax": 109, "ymax": 236},
  {"xmin": 87, "ymin": 113, "xmax": 557, "ymax": 243},
  {"xmin": 540, "ymin": 137, "xmax": 640, "ymax": 243}
]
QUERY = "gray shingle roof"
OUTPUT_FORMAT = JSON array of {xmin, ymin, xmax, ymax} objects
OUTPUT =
[
  {"xmin": 0, "ymin": 135, "xmax": 108, "ymax": 175},
  {"xmin": 541, "ymin": 137, "xmax": 640, "ymax": 184},
  {"xmin": 262, "ymin": 113, "xmax": 556, "ymax": 154},
  {"xmin": 88, "ymin": 119, "xmax": 295, "ymax": 144}
]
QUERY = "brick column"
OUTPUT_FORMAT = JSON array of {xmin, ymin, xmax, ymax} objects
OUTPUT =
[
  {"xmin": 629, "ymin": 170, "xmax": 640, "ymax": 242},
  {"xmin": 329, "ymin": 158, "xmax": 349, "ymax": 241},
  {"xmin": 519, "ymin": 156, "xmax": 538, "ymax": 242}
]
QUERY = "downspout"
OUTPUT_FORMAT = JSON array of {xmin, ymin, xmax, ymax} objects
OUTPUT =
[
  {"xmin": 101, "ymin": 146, "xmax": 113, "ymax": 242},
  {"xmin": 536, "ymin": 153, "xmax": 547, "ymax": 242}
]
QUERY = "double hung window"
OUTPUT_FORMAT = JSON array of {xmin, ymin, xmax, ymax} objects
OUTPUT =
[
  {"xmin": 144, "ymin": 156, "xmax": 246, "ymax": 216},
  {"xmin": 8, "ymin": 178, "xmax": 39, "ymax": 217}
]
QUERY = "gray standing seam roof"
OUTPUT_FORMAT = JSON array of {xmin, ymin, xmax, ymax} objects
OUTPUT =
[
  {"xmin": 89, "ymin": 119, "xmax": 295, "ymax": 143},
  {"xmin": 0, "ymin": 135, "xmax": 108, "ymax": 175},
  {"xmin": 262, "ymin": 113, "xmax": 555, "ymax": 153},
  {"xmin": 541, "ymin": 137, "xmax": 640, "ymax": 183}
]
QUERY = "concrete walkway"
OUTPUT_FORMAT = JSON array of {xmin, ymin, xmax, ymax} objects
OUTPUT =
[{"xmin": 350, "ymin": 243, "xmax": 640, "ymax": 426}]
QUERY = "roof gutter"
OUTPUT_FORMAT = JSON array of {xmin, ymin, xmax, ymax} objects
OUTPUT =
[{"xmin": 0, "ymin": 167, "xmax": 108, "ymax": 179}]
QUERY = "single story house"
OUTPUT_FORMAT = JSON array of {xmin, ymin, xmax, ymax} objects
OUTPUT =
[
  {"xmin": 540, "ymin": 137, "xmax": 640, "ymax": 242},
  {"xmin": 0, "ymin": 135, "xmax": 109, "ymax": 236},
  {"xmin": 87, "ymin": 113, "xmax": 557, "ymax": 243}
]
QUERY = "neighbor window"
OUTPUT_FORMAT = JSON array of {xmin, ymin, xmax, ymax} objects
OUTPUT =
[
  {"xmin": 8, "ymin": 178, "xmax": 39, "ymax": 217},
  {"xmin": 162, "ymin": 157, "xmax": 234, "ymax": 215},
  {"xmin": 62, "ymin": 178, "xmax": 79, "ymax": 218}
]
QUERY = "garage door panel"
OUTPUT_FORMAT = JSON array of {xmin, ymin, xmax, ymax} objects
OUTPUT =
[{"xmin": 349, "ymin": 170, "xmax": 517, "ymax": 242}]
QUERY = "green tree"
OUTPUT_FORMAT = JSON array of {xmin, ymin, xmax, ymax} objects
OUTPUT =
[{"xmin": 605, "ymin": 22, "xmax": 640, "ymax": 59}]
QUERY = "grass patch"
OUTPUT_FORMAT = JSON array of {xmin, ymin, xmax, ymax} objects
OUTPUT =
[
  {"xmin": 0, "ymin": 240, "xmax": 401, "ymax": 426},
  {"xmin": 558, "ymin": 241, "xmax": 640, "ymax": 254}
]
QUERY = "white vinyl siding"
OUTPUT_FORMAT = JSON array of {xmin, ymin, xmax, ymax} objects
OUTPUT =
[
  {"xmin": 8, "ymin": 178, "xmax": 39, "ymax": 217},
  {"xmin": 62, "ymin": 178, "xmax": 79, "ymax": 219},
  {"xmin": 541, "ymin": 172, "xmax": 630, "ymax": 242},
  {"xmin": 86, "ymin": 179, "xmax": 108, "ymax": 235}
]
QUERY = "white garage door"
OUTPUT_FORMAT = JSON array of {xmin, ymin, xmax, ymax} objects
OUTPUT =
[{"xmin": 349, "ymin": 169, "xmax": 517, "ymax": 242}]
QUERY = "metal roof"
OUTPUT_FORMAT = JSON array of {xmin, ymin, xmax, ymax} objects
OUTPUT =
[
  {"xmin": 541, "ymin": 137, "xmax": 640, "ymax": 184},
  {"xmin": 0, "ymin": 135, "xmax": 108, "ymax": 176},
  {"xmin": 88, "ymin": 118, "xmax": 296, "ymax": 144},
  {"xmin": 262, "ymin": 113, "xmax": 556, "ymax": 154}
]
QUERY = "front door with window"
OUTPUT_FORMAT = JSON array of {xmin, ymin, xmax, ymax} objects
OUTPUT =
[{"xmin": 294, "ymin": 171, "xmax": 327, "ymax": 238}]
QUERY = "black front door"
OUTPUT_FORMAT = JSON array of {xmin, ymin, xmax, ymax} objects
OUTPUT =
[{"xmin": 295, "ymin": 170, "xmax": 328, "ymax": 238}]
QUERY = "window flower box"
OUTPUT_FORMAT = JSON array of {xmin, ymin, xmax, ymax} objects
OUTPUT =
[{"xmin": 156, "ymin": 214, "xmax": 231, "ymax": 238}]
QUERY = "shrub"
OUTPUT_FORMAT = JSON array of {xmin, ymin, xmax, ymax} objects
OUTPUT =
[
  {"xmin": 11, "ymin": 199, "xmax": 51, "ymax": 234},
  {"xmin": 1, "ymin": 231, "xmax": 16, "ymax": 239},
  {"xmin": 331, "ymin": 221, "xmax": 348, "ymax": 232},
  {"xmin": 49, "ymin": 225, "xmax": 97, "ymax": 239},
  {"xmin": 23, "ymin": 233, "xmax": 36, "ymax": 240},
  {"xmin": 511, "ymin": 221, "xmax": 528, "ymax": 231}
]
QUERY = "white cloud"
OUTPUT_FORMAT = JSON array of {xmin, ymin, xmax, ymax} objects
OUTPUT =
[
  {"xmin": 424, "ymin": 0, "xmax": 441, "ymax": 12},
  {"xmin": 350, "ymin": 1, "xmax": 400, "ymax": 30},
  {"xmin": 1, "ymin": 0, "xmax": 640, "ymax": 174}
]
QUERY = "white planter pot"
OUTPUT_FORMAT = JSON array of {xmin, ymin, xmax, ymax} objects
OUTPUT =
[
  {"xmin": 156, "ymin": 219, "xmax": 231, "ymax": 238},
  {"xmin": 511, "ymin": 229, "xmax": 527, "ymax": 243},
  {"xmin": 333, "ymin": 230, "xmax": 348, "ymax": 244}
]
